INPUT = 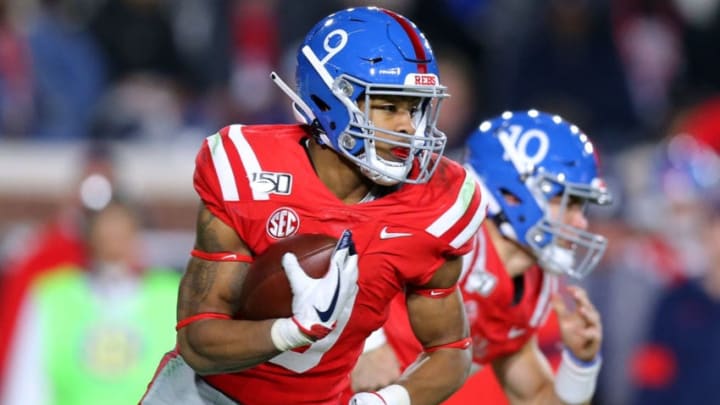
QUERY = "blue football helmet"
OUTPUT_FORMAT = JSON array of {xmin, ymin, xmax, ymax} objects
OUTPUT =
[
  {"xmin": 271, "ymin": 7, "xmax": 448, "ymax": 185},
  {"xmin": 465, "ymin": 110, "xmax": 612, "ymax": 278}
]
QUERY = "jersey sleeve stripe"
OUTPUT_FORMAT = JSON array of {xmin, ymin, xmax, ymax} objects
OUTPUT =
[
  {"xmin": 459, "ymin": 229, "xmax": 484, "ymax": 281},
  {"xmin": 530, "ymin": 273, "xmax": 557, "ymax": 327},
  {"xmin": 465, "ymin": 163, "xmax": 502, "ymax": 216},
  {"xmin": 206, "ymin": 132, "xmax": 240, "ymax": 201},
  {"xmin": 227, "ymin": 125, "xmax": 269, "ymax": 201},
  {"xmin": 426, "ymin": 169, "xmax": 478, "ymax": 237},
  {"xmin": 449, "ymin": 195, "xmax": 487, "ymax": 249}
]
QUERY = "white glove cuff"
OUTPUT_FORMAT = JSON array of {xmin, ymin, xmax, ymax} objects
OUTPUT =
[
  {"xmin": 377, "ymin": 384, "xmax": 410, "ymax": 405},
  {"xmin": 554, "ymin": 349, "xmax": 601, "ymax": 404},
  {"xmin": 270, "ymin": 318, "xmax": 313, "ymax": 351}
]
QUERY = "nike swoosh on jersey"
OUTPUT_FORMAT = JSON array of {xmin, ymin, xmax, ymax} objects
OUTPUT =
[
  {"xmin": 380, "ymin": 226, "xmax": 413, "ymax": 239},
  {"xmin": 314, "ymin": 269, "xmax": 341, "ymax": 323}
]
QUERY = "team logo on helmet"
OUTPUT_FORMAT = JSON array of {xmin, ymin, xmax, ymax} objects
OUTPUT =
[
  {"xmin": 266, "ymin": 207, "xmax": 300, "ymax": 239},
  {"xmin": 405, "ymin": 73, "xmax": 438, "ymax": 86}
]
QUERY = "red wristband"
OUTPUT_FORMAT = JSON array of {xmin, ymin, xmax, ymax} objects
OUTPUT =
[
  {"xmin": 409, "ymin": 285, "xmax": 457, "ymax": 298},
  {"xmin": 176, "ymin": 312, "xmax": 232, "ymax": 331},
  {"xmin": 424, "ymin": 337, "xmax": 472, "ymax": 353},
  {"xmin": 191, "ymin": 249, "xmax": 253, "ymax": 263}
]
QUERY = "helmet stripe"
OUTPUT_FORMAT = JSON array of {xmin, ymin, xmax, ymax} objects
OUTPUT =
[{"xmin": 381, "ymin": 9, "xmax": 428, "ymax": 73}]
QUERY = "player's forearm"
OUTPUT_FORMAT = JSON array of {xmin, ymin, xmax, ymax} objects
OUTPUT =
[
  {"xmin": 506, "ymin": 384, "xmax": 592, "ymax": 405},
  {"xmin": 399, "ymin": 347, "xmax": 472, "ymax": 405},
  {"xmin": 507, "ymin": 383, "xmax": 582, "ymax": 405},
  {"xmin": 500, "ymin": 350, "xmax": 599, "ymax": 405},
  {"xmin": 178, "ymin": 318, "xmax": 279, "ymax": 375},
  {"xmin": 498, "ymin": 359, "xmax": 561, "ymax": 405}
]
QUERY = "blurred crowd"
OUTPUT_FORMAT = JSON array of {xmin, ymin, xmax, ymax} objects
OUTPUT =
[{"xmin": 0, "ymin": 0, "xmax": 719, "ymax": 404}]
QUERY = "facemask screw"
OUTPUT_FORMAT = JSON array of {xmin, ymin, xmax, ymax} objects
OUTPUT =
[
  {"xmin": 335, "ymin": 79, "xmax": 354, "ymax": 98},
  {"xmin": 540, "ymin": 180, "xmax": 553, "ymax": 194},
  {"xmin": 340, "ymin": 133, "xmax": 356, "ymax": 150}
]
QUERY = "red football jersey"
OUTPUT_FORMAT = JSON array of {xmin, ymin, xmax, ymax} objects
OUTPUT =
[
  {"xmin": 384, "ymin": 223, "xmax": 558, "ymax": 369},
  {"xmin": 190, "ymin": 124, "xmax": 486, "ymax": 404}
]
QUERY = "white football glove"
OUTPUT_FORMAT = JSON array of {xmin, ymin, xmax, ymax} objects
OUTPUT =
[
  {"xmin": 270, "ymin": 230, "xmax": 359, "ymax": 351},
  {"xmin": 350, "ymin": 385, "xmax": 410, "ymax": 405},
  {"xmin": 349, "ymin": 393, "xmax": 385, "ymax": 405}
]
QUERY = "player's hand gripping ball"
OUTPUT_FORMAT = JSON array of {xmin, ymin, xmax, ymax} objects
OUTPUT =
[{"xmin": 236, "ymin": 233, "xmax": 339, "ymax": 320}]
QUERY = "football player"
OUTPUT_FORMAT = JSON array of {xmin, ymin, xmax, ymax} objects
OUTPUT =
[
  {"xmin": 352, "ymin": 110, "xmax": 611, "ymax": 405},
  {"xmin": 140, "ymin": 7, "xmax": 486, "ymax": 405}
]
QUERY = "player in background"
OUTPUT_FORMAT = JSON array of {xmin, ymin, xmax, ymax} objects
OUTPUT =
[
  {"xmin": 352, "ymin": 110, "xmax": 611, "ymax": 405},
  {"xmin": 141, "ymin": 7, "xmax": 486, "ymax": 405}
]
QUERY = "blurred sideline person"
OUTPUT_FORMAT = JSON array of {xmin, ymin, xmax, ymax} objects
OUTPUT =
[
  {"xmin": 630, "ymin": 135, "xmax": 720, "ymax": 405},
  {"xmin": 0, "ymin": 143, "xmax": 115, "ymax": 390},
  {"xmin": 1, "ymin": 200, "xmax": 181, "ymax": 405},
  {"xmin": 351, "ymin": 110, "xmax": 611, "ymax": 405},
  {"xmin": 140, "ymin": 7, "xmax": 485, "ymax": 405}
]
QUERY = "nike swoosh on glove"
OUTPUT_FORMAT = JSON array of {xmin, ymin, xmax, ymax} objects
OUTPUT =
[
  {"xmin": 350, "ymin": 385, "xmax": 410, "ymax": 405},
  {"xmin": 271, "ymin": 230, "xmax": 359, "ymax": 351}
]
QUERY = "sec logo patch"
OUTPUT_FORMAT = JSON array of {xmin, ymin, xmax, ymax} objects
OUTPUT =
[{"xmin": 266, "ymin": 207, "xmax": 300, "ymax": 239}]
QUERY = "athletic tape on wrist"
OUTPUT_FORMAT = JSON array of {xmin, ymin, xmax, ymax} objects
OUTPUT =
[
  {"xmin": 270, "ymin": 318, "xmax": 313, "ymax": 351},
  {"xmin": 377, "ymin": 384, "xmax": 410, "ymax": 405},
  {"xmin": 554, "ymin": 349, "xmax": 601, "ymax": 404}
]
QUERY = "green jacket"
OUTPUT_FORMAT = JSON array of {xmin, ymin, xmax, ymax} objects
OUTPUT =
[{"xmin": 34, "ymin": 267, "xmax": 180, "ymax": 405}]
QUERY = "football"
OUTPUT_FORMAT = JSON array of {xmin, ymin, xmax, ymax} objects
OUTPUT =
[{"xmin": 236, "ymin": 233, "xmax": 338, "ymax": 320}]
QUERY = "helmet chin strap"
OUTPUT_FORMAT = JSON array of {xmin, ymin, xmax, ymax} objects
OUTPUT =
[
  {"xmin": 537, "ymin": 244, "xmax": 575, "ymax": 276},
  {"xmin": 358, "ymin": 142, "xmax": 412, "ymax": 186},
  {"xmin": 360, "ymin": 166, "xmax": 401, "ymax": 186}
]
